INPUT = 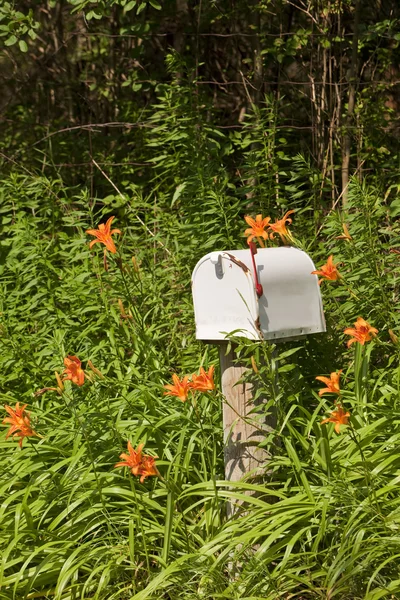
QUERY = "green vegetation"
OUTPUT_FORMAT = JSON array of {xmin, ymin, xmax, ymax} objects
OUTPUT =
[{"xmin": 1, "ymin": 1, "xmax": 400, "ymax": 598}]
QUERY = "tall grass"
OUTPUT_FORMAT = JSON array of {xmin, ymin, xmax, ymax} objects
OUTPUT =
[{"xmin": 1, "ymin": 92, "xmax": 400, "ymax": 599}]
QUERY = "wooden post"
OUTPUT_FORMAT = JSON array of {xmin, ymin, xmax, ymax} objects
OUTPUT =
[{"xmin": 219, "ymin": 343, "xmax": 276, "ymax": 515}]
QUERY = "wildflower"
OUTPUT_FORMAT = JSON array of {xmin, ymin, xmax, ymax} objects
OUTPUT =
[
  {"xmin": 315, "ymin": 371, "xmax": 342, "ymax": 397},
  {"xmin": 244, "ymin": 215, "xmax": 271, "ymax": 246},
  {"xmin": 115, "ymin": 441, "xmax": 159, "ymax": 483},
  {"xmin": 2, "ymin": 403, "xmax": 38, "ymax": 447},
  {"xmin": 344, "ymin": 318, "xmax": 378, "ymax": 347},
  {"xmin": 321, "ymin": 405, "xmax": 350, "ymax": 434},
  {"xmin": 63, "ymin": 355, "xmax": 85, "ymax": 386},
  {"xmin": 389, "ymin": 329, "xmax": 399, "ymax": 345},
  {"xmin": 115, "ymin": 441, "xmax": 144, "ymax": 477},
  {"xmin": 163, "ymin": 374, "xmax": 191, "ymax": 402},
  {"xmin": 139, "ymin": 455, "xmax": 159, "ymax": 483},
  {"xmin": 268, "ymin": 210, "xmax": 295, "ymax": 243},
  {"xmin": 311, "ymin": 255, "xmax": 341, "ymax": 285},
  {"xmin": 86, "ymin": 216, "xmax": 121, "ymax": 254},
  {"xmin": 191, "ymin": 366, "xmax": 215, "ymax": 392},
  {"xmin": 335, "ymin": 223, "xmax": 352, "ymax": 241}
]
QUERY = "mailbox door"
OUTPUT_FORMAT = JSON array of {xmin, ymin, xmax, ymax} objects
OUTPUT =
[{"xmin": 192, "ymin": 253, "xmax": 260, "ymax": 341}]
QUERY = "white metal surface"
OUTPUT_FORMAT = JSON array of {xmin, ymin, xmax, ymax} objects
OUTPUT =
[{"xmin": 191, "ymin": 247, "xmax": 326, "ymax": 342}]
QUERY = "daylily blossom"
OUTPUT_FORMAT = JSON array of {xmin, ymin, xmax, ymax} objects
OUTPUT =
[
  {"xmin": 2, "ymin": 403, "xmax": 38, "ymax": 447},
  {"xmin": 115, "ymin": 441, "xmax": 144, "ymax": 477},
  {"xmin": 164, "ymin": 374, "xmax": 191, "ymax": 402},
  {"xmin": 336, "ymin": 223, "xmax": 352, "ymax": 241},
  {"xmin": 86, "ymin": 216, "xmax": 121, "ymax": 254},
  {"xmin": 268, "ymin": 210, "xmax": 295, "ymax": 243},
  {"xmin": 115, "ymin": 441, "xmax": 159, "ymax": 483},
  {"xmin": 244, "ymin": 214, "xmax": 271, "ymax": 246},
  {"xmin": 311, "ymin": 255, "xmax": 341, "ymax": 285},
  {"xmin": 321, "ymin": 405, "xmax": 350, "ymax": 434},
  {"xmin": 139, "ymin": 455, "xmax": 159, "ymax": 483},
  {"xmin": 315, "ymin": 371, "xmax": 342, "ymax": 396},
  {"xmin": 344, "ymin": 318, "xmax": 378, "ymax": 347},
  {"xmin": 190, "ymin": 366, "xmax": 215, "ymax": 392},
  {"xmin": 63, "ymin": 355, "xmax": 85, "ymax": 386}
]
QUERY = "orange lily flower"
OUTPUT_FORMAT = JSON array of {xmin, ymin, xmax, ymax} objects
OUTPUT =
[
  {"xmin": 321, "ymin": 404, "xmax": 350, "ymax": 434},
  {"xmin": 311, "ymin": 255, "xmax": 341, "ymax": 285},
  {"xmin": 115, "ymin": 441, "xmax": 159, "ymax": 483},
  {"xmin": 344, "ymin": 317, "xmax": 378, "ymax": 347},
  {"xmin": 315, "ymin": 370, "xmax": 342, "ymax": 396},
  {"xmin": 244, "ymin": 215, "xmax": 271, "ymax": 246},
  {"xmin": 3, "ymin": 403, "xmax": 38, "ymax": 447},
  {"xmin": 164, "ymin": 374, "xmax": 191, "ymax": 402},
  {"xmin": 86, "ymin": 216, "xmax": 121, "ymax": 254},
  {"xmin": 336, "ymin": 223, "xmax": 352, "ymax": 241},
  {"xmin": 139, "ymin": 455, "xmax": 160, "ymax": 483},
  {"xmin": 190, "ymin": 366, "xmax": 215, "ymax": 392},
  {"xmin": 115, "ymin": 441, "xmax": 144, "ymax": 477},
  {"xmin": 63, "ymin": 355, "xmax": 85, "ymax": 386},
  {"xmin": 268, "ymin": 210, "xmax": 295, "ymax": 243}
]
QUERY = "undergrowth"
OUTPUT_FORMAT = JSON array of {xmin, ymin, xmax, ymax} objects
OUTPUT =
[{"xmin": 1, "ymin": 94, "xmax": 400, "ymax": 599}]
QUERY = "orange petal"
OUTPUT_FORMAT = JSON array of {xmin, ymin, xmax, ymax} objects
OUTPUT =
[
  {"xmin": 315, "ymin": 376, "xmax": 330, "ymax": 385},
  {"xmin": 318, "ymin": 388, "xmax": 330, "ymax": 397}
]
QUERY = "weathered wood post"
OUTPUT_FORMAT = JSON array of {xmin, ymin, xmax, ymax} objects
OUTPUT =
[
  {"xmin": 191, "ymin": 247, "xmax": 326, "ymax": 506},
  {"xmin": 219, "ymin": 344, "xmax": 272, "ymax": 482}
]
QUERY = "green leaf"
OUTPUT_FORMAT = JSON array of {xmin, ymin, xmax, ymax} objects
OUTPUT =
[
  {"xmin": 5, "ymin": 34, "xmax": 17, "ymax": 46},
  {"xmin": 171, "ymin": 183, "xmax": 186, "ymax": 207},
  {"xmin": 86, "ymin": 10, "xmax": 102, "ymax": 20},
  {"xmin": 124, "ymin": 0, "xmax": 136, "ymax": 11}
]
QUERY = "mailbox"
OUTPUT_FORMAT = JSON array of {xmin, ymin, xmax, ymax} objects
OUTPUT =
[{"xmin": 191, "ymin": 247, "xmax": 326, "ymax": 342}]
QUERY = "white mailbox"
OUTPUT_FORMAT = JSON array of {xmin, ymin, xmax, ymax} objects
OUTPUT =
[{"xmin": 191, "ymin": 247, "xmax": 326, "ymax": 342}]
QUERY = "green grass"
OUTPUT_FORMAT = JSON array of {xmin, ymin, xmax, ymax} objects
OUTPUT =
[{"xmin": 1, "ymin": 161, "xmax": 400, "ymax": 599}]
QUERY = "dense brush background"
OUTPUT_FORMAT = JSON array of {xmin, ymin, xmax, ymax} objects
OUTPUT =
[{"xmin": 1, "ymin": 1, "xmax": 400, "ymax": 598}]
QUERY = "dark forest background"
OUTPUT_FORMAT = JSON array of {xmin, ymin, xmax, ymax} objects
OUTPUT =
[{"xmin": 1, "ymin": 0, "xmax": 399, "ymax": 208}]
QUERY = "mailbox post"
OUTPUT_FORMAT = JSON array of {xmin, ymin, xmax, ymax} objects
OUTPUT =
[{"xmin": 191, "ymin": 247, "xmax": 325, "ymax": 496}]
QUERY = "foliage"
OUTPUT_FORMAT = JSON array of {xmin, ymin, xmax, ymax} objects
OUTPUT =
[
  {"xmin": 0, "ymin": 0, "xmax": 400, "ymax": 598},
  {"xmin": 1, "ymin": 144, "xmax": 400, "ymax": 598},
  {"xmin": 0, "ymin": 2, "xmax": 38, "ymax": 51}
]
